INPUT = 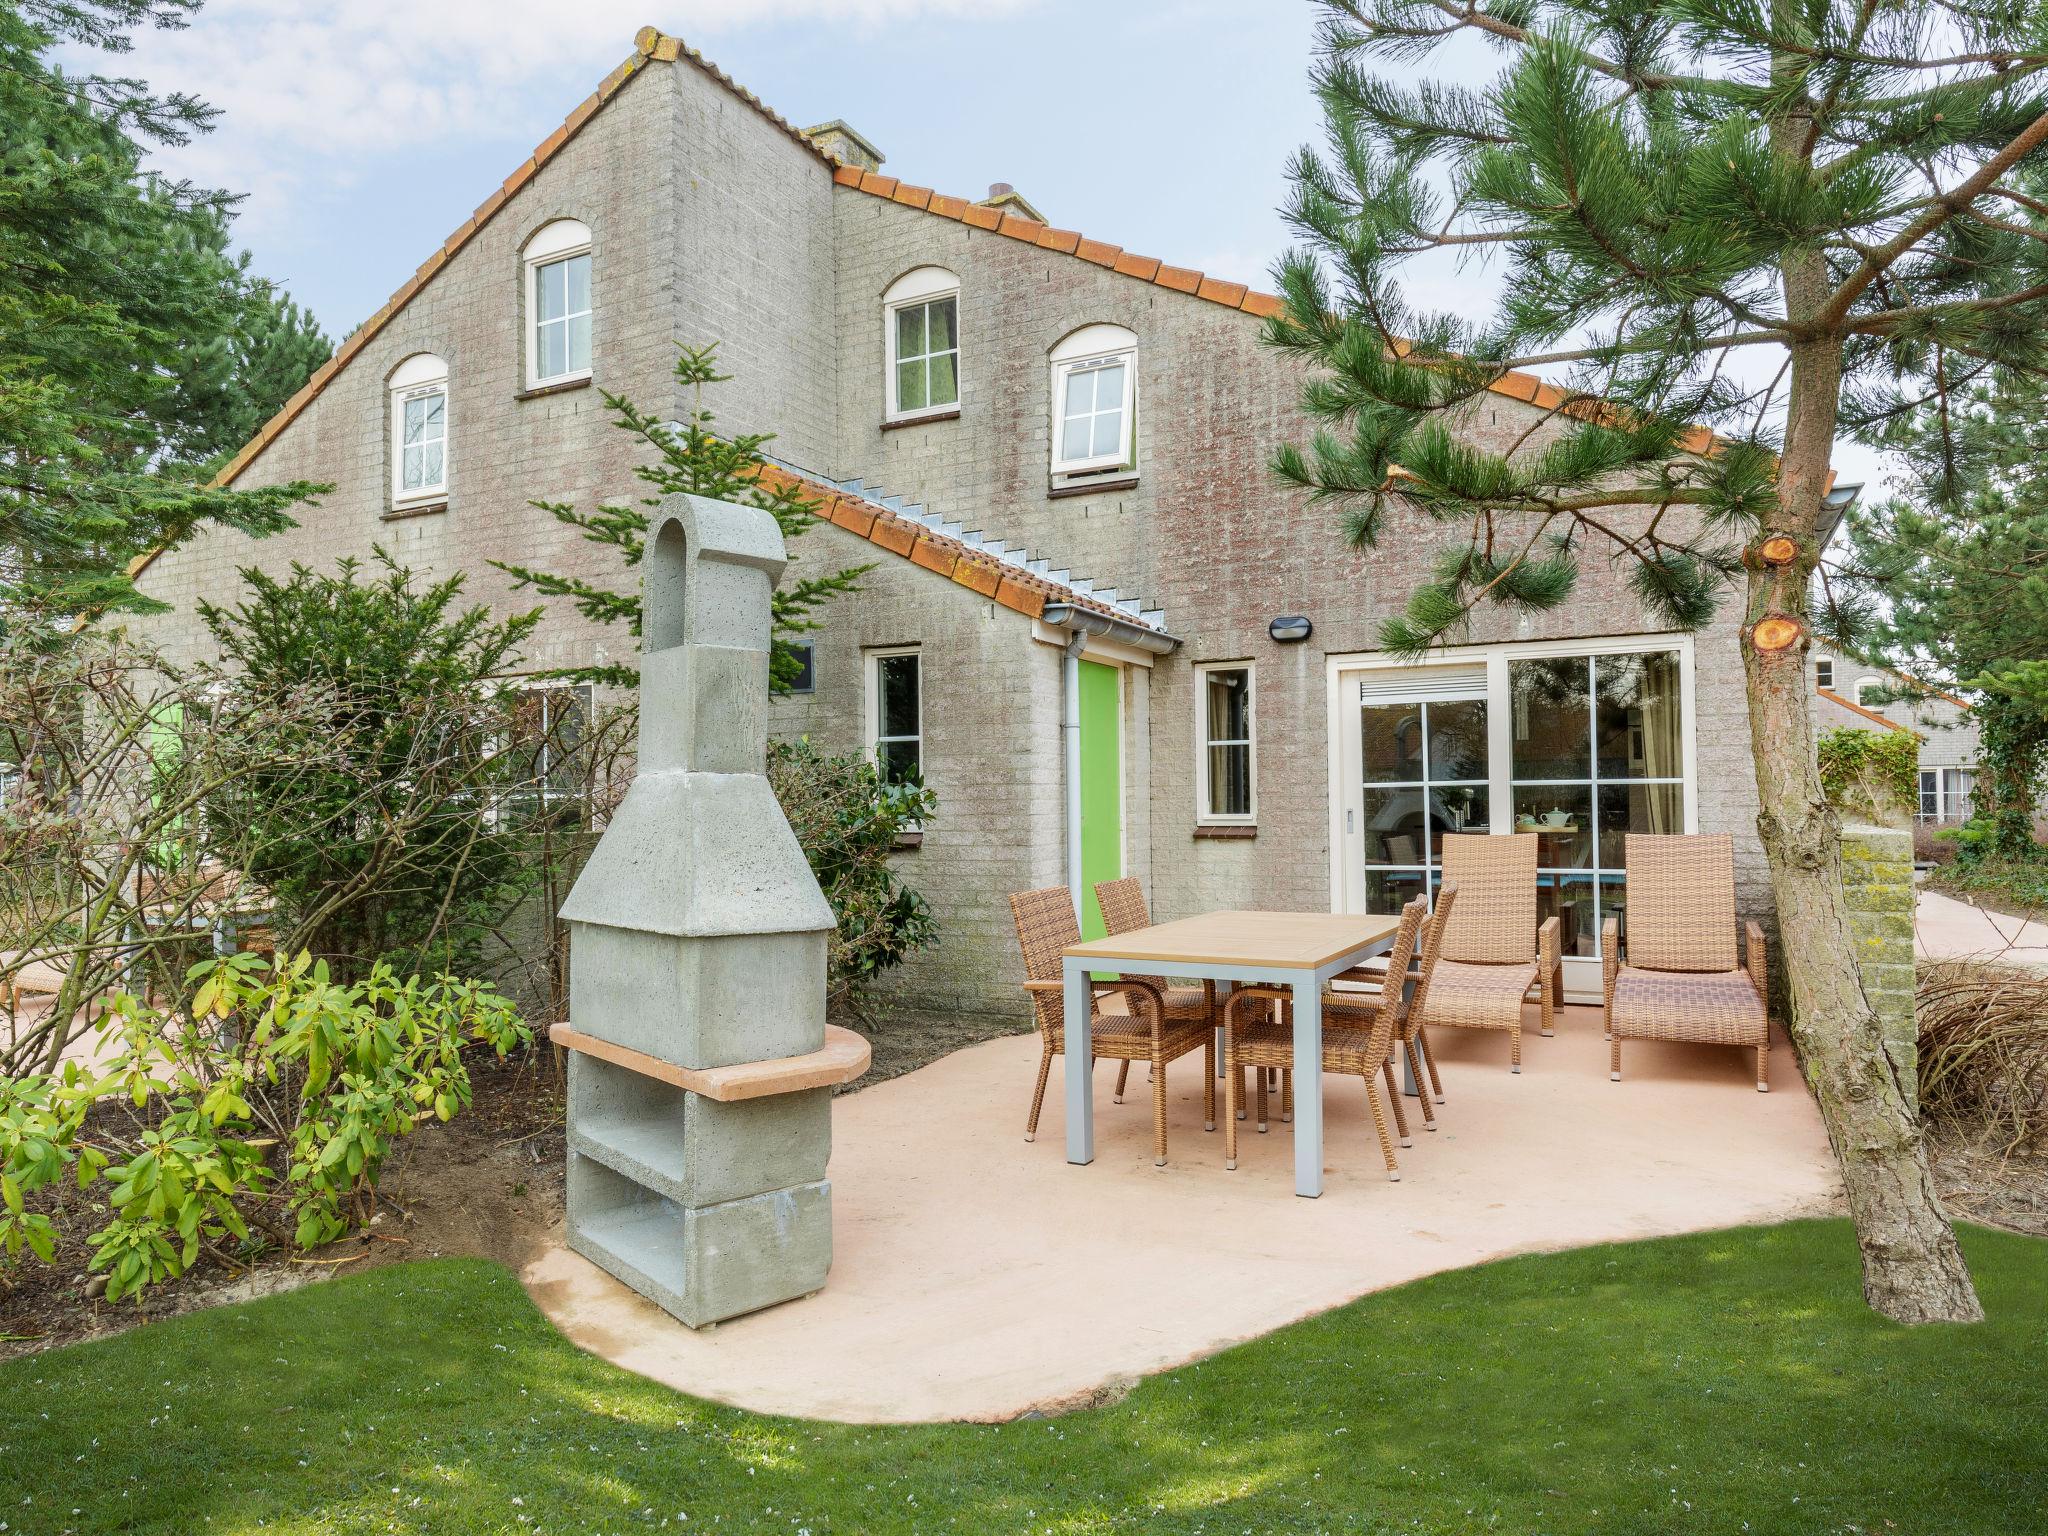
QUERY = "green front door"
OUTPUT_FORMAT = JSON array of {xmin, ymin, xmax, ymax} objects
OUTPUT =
[{"xmin": 1077, "ymin": 659, "xmax": 1123, "ymax": 939}]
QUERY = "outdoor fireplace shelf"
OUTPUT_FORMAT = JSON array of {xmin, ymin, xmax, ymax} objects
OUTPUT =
[{"xmin": 547, "ymin": 1022, "xmax": 872, "ymax": 1102}]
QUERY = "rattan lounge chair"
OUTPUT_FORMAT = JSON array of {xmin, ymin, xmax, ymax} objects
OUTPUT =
[
  {"xmin": 1009, "ymin": 886, "xmax": 1216, "ymax": 1164},
  {"xmin": 1219, "ymin": 893, "xmax": 1428, "ymax": 1179},
  {"xmin": 1093, "ymin": 876, "xmax": 1222, "ymax": 1107},
  {"xmin": 1412, "ymin": 834, "xmax": 1561, "ymax": 1072},
  {"xmin": 1604, "ymin": 833, "xmax": 1770, "ymax": 1091}
]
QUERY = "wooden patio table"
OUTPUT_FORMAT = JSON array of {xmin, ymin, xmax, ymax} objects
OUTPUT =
[{"xmin": 1062, "ymin": 909, "xmax": 1403, "ymax": 1197}]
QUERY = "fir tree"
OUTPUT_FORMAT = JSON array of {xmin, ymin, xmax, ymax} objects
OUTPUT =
[
  {"xmin": 0, "ymin": 0, "xmax": 325, "ymax": 618},
  {"xmin": 1848, "ymin": 382, "xmax": 2048, "ymax": 861},
  {"xmin": 1268, "ymin": 0, "xmax": 2048, "ymax": 1322},
  {"xmin": 494, "ymin": 342, "xmax": 869, "ymax": 693}
]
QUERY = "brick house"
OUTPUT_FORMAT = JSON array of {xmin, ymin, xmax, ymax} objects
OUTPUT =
[
  {"xmin": 131, "ymin": 29, "xmax": 1790, "ymax": 1018},
  {"xmin": 1808, "ymin": 652, "xmax": 1981, "ymax": 828}
]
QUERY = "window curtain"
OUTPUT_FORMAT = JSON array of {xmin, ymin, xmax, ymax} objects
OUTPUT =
[{"xmin": 1638, "ymin": 651, "xmax": 1682, "ymax": 832}]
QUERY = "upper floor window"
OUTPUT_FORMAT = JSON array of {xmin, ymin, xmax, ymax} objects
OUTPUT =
[
  {"xmin": 389, "ymin": 353, "xmax": 448, "ymax": 505},
  {"xmin": 884, "ymin": 267, "xmax": 959, "ymax": 421},
  {"xmin": 1814, "ymin": 657, "xmax": 1834, "ymax": 690},
  {"xmin": 524, "ymin": 219, "xmax": 592, "ymax": 388},
  {"xmin": 1854, "ymin": 676, "xmax": 1884, "ymax": 705},
  {"xmin": 1050, "ymin": 324, "xmax": 1136, "ymax": 478}
]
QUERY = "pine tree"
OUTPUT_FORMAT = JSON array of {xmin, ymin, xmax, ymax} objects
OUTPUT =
[
  {"xmin": 494, "ymin": 342, "xmax": 869, "ymax": 692},
  {"xmin": 0, "ymin": 0, "xmax": 324, "ymax": 618},
  {"xmin": 1269, "ymin": 1, "xmax": 2048, "ymax": 1322}
]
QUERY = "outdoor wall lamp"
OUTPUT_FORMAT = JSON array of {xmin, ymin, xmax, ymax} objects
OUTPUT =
[{"xmin": 1268, "ymin": 614, "xmax": 1313, "ymax": 644}]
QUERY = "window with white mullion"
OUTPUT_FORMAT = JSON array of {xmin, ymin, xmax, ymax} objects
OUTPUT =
[
  {"xmin": 533, "ymin": 251, "xmax": 592, "ymax": 383},
  {"xmin": 1197, "ymin": 664, "xmax": 1256, "ymax": 822},
  {"xmin": 1509, "ymin": 649, "xmax": 1685, "ymax": 959},
  {"xmin": 1359, "ymin": 690, "xmax": 1490, "ymax": 914},
  {"xmin": 890, "ymin": 295, "xmax": 958, "ymax": 417},
  {"xmin": 398, "ymin": 386, "xmax": 446, "ymax": 497}
]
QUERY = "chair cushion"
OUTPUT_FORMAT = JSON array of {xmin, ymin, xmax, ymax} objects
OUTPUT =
[
  {"xmin": 1610, "ymin": 965, "xmax": 1765, "ymax": 1045},
  {"xmin": 1417, "ymin": 958, "xmax": 1539, "ymax": 1033}
]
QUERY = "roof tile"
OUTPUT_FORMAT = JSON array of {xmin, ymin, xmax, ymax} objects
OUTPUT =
[
  {"xmin": 868, "ymin": 518, "xmax": 917, "ymax": 557},
  {"xmin": 1036, "ymin": 226, "xmax": 1083, "ymax": 255},
  {"xmin": 1197, "ymin": 276, "xmax": 1247, "ymax": 307},
  {"xmin": 833, "ymin": 164, "xmax": 863, "ymax": 187},
  {"xmin": 1075, "ymin": 238, "xmax": 1121, "ymax": 267},
  {"xmin": 951, "ymin": 557, "xmax": 1002, "ymax": 597},
  {"xmin": 961, "ymin": 203, "xmax": 1001, "ymax": 231},
  {"xmin": 909, "ymin": 536, "xmax": 957, "ymax": 574},
  {"xmin": 1113, "ymin": 252, "xmax": 1163, "ymax": 280},
  {"xmin": 1240, "ymin": 290, "xmax": 1285, "ymax": 319},
  {"xmin": 994, "ymin": 578, "xmax": 1049, "ymax": 619},
  {"xmin": 891, "ymin": 182, "xmax": 934, "ymax": 210},
  {"xmin": 997, "ymin": 212, "xmax": 1044, "ymax": 241},
  {"xmin": 860, "ymin": 172, "xmax": 899, "ymax": 197},
  {"xmin": 1154, "ymin": 264, "xmax": 1202, "ymax": 294},
  {"xmin": 927, "ymin": 193, "xmax": 970, "ymax": 220}
]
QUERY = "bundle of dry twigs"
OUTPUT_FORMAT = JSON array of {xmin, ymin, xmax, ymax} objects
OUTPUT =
[{"xmin": 1917, "ymin": 959, "xmax": 2048, "ymax": 1151}]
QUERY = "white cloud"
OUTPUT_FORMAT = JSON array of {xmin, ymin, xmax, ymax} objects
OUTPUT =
[{"xmin": 123, "ymin": 0, "xmax": 1031, "ymax": 225}]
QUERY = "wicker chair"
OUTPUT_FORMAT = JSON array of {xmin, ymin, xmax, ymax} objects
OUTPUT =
[
  {"xmin": 1323, "ymin": 882, "xmax": 1460, "ymax": 1138},
  {"xmin": 1219, "ymin": 893, "xmax": 1428, "ymax": 1179},
  {"xmin": 1009, "ymin": 886, "xmax": 1215, "ymax": 1164},
  {"xmin": 1604, "ymin": 834, "xmax": 1770, "ymax": 1091},
  {"xmin": 1410, "ymin": 833, "xmax": 1561, "ymax": 1073},
  {"xmin": 1093, "ymin": 876, "xmax": 1221, "ymax": 1106}
]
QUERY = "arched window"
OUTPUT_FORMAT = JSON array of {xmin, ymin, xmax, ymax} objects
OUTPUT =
[
  {"xmin": 1854, "ymin": 676, "xmax": 1884, "ymax": 705},
  {"xmin": 524, "ymin": 219, "xmax": 592, "ymax": 388},
  {"xmin": 1049, "ymin": 324, "xmax": 1136, "ymax": 478},
  {"xmin": 883, "ymin": 266, "xmax": 959, "ymax": 421},
  {"xmin": 389, "ymin": 352, "xmax": 448, "ymax": 505}
]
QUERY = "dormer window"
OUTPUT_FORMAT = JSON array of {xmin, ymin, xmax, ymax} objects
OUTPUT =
[
  {"xmin": 524, "ymin": 219, "xmax": 592, "ymax": 389},
  {"xmin": 389, "ymin": 353, "xmax": 448, "ymax": 507},
  {"xmin": 883, "ymin": 266, "xmax": 960, "ymax": 421},
  {"xmin": 1050, "ymin": 324, "xmax": 1136, "ymax": 481}
]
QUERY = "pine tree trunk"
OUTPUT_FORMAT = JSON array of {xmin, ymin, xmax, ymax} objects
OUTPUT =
[{"xmin": 1745, "ymin": 320, "xmax": 1982, "ymax": 1323}]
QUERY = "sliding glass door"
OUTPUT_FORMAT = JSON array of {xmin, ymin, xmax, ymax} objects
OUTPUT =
[{"xmin": 1335, "ymin": 638, "xmax": 1695, "ymax": 995}]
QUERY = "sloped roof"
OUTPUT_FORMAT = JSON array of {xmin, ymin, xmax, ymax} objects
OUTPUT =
[
  {"xmin": 752, "ymin": 459, "xmax": 1171, "ymax": 637},
  {"xmin": 1816, "ymin": 685, "xmax": 1917, "ymax": 734}
]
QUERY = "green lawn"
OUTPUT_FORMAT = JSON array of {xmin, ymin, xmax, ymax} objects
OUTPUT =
[{"xmin": 3, "ymin": 1221, "xmax": 2045, "ymax": 1535}]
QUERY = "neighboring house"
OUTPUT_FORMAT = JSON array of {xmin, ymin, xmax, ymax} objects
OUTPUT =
[
  {"xmin": 131, "ymin": 29, "xmax": 1794, "ymax": 1016},
  {"xmin": 1809, "ymin": 650, "xmax": 1980, "ymax": 826}
]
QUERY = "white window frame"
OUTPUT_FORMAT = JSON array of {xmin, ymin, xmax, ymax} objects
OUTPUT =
[
  {"xmin": 1918, "ymin": 766, "xmax": 1975, "ymax": 823},
  {"xmin": 864, "ymin": 646, "xmax": 922, "ymax": 785},
  {"xmin": 1815, "ymin": 656, "xmax": 1834, "ymax": 690},
  {"xmin": 523, "ymin": 219, "xmax": 592, "ymax": 390},
  {"xmin": 1050, "ymin": 324, "xmax": 1137, "ymax": 478},
  {"xmin": 883, "ymin": 267, "xmax": 961, "ymax": 422},
  {"xmin": 1195, "ymin": 661, "xmax": 1257, "ymax": 825},
  {"xmin": 1326, "ymin": 633, "xmax": 1698, "ymax": 1002},
  {"xmin": 1854, "ymin": 675, "xmax": 1885, "ymax": 705},
  {"xmin": 389, "ymin": 354, "xmax": 448, "ymax": 507}
]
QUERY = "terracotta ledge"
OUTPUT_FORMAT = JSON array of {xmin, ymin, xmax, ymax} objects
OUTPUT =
[
  {"xmin": 880, "ymin": 407, "xmax": 960, "ymax": 432},
  {"xmin": 515, "ymin": 376, "xmax": 594, "ymax": 402},
  {"xmin": 382, "ymin": 500, "xmax": 448, "ymax": 522},
  {"xmin": 1048, "ymin": 475, "xmax": 1139, "ymax": 501},
  {"xmin": 547, "ymin": 1022, "xmax": 871, "ymax": 1102},
  {"xmin": 1193, "ymin": 824, "xmax": 1257, "ymax": 840}
]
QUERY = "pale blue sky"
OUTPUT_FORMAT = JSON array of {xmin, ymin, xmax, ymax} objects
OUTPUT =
[{"xmin": 124, "ymin": 0, "xmax": 1884, "ymax": 489}]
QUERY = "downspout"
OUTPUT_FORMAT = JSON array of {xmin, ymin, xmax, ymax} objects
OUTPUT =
[{"xmin": 1063, "ymin": 630, "xmax": 1088, "ymax": 921}]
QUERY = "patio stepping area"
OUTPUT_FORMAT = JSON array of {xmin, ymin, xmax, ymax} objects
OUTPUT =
[{"xmin": 521, "ymin": 1001, "xmax": 1839, "ymax": 1423}]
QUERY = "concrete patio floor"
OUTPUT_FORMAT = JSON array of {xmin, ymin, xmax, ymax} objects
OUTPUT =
[{"xmin": 522, "ymin": 1001, "xmax": 1840, "ymax": 1423}]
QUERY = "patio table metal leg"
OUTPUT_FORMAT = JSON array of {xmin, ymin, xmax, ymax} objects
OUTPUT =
[
  {"xmin": 1063, "ymin": 957, "xmax": 1093, "ymax": 1165},
  {"xmin": 1291, "ymin": 975, "xmax": 1322, "ymax": 1197}
]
